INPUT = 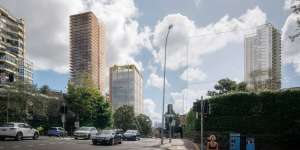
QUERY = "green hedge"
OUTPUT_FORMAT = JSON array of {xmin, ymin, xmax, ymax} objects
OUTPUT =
[{"xmin": 186, "ymin": 90, "xmax": 300, "ymax": 148}]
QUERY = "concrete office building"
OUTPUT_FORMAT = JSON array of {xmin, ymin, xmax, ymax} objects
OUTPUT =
[
  {"xmin": 70, "ymin": 11, "xmax": 105, "ymax": 93},
  {"xmin": 245, "ymin": 23, "xmax": 281, "ymax": 91},
  {"xmin": 0, "ymin": 7, "xmax": 33, "ymax": 84},
  {"xmin": 110, "ymin": 65, "xmax": 143, "ymax": 115}
]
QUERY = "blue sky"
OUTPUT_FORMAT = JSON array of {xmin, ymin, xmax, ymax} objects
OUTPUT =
[{"xmin": 1, "ymin": 0, "xmax": 300, "ymax": 122}]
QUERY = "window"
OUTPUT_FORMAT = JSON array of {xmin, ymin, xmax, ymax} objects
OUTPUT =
[{"xmin": 18, "ymin": 124, "xmax": 25, "ymax": 128}]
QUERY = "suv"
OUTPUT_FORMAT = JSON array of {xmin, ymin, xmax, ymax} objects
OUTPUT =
[
  {"xmin": 74, "ymin": 127, "xmax": 98, "ymax": 139},
  {"xmin": 0, "ymin": 122, "xmax": 39, "ymax": 141}
]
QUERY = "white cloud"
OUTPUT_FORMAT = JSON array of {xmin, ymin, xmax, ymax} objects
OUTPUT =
[
  {"xmin": 147, "ymin": 72, "xmax": 170, "ymax": 90},
  {"xmin": 284, "ymin": 0, "xmax": 300, "ymax": 10},
  {"xmin": 180, "ymin": 67, "xmax": 207, "ymax": 82},
  {"xmin": 282, "ymin": 12, "xmax": 300, "ymax": 74},
  {"xmin": 144, "ymin": 98, "xmax": 161, "ymax": 123},
  {"xmin": 284, "ymin": 0, "xmax": 293, "ymax": 10},
  {"xmin": 152, "ymin": 7, "xmax": 266, "ymax": 71},
  {"xmin": 86, "ymin": 0, "xmax": 150, "ymax": 69},
  {"xmin": 0, "ymin": 0, "xmax": 85, "ymax": 74},
  {"xmin": 193, "ymin": 0, "xmax": 201, "ymax": 7},
  {"xmin": 171, "ymin": 88, "xmax": 208, "ymax": 114},
  {"xmin": 0, "ymin": 0, "xmax": 149, "ymax": 74}
]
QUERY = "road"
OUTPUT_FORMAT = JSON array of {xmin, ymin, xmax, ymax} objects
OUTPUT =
[{"xmin": 0, "ymin": 136, "xmax": 163, "ymax": 150}]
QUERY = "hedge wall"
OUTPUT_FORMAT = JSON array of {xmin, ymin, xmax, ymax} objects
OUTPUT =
[{"xmin": 186, "ymin": 90, "xmax": 300, "ymax": 149}]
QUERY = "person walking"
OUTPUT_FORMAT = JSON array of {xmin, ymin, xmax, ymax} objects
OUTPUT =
[{"xmin": 206, "ymin": 135, "xmax": 219, "ymax": 150}]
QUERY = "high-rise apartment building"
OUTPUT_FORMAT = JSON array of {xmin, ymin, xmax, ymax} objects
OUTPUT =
[
  {"xmin": 245, "ymin": 23, "xmax": 281, "ymax": 91},
  {"xmin": 0, "ymin": 7, "xmax": 33, "ymax": 84},
  {"xmin": 110, "ymin": 65, "xmax": 143, "ymax": 115},
  {"xmin": 70, "ymin": 12, "xmax": 105, "ymax": 93}
]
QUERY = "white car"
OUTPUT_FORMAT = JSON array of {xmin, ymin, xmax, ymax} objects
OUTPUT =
[
  {"xmin": 74, "ymin": 127, "xmax": 98, "ymax": 139},
  {"xmin": 0, "ymin": 122, "xmax": 39, "ymax": 141}
]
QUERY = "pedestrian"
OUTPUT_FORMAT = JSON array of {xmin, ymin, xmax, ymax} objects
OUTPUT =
[{"xmin": 206, "ymin": 135, "xmax": 219, "ymax": 150}]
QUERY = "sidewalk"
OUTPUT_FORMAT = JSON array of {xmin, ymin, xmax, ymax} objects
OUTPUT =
[{"xmin": 160, "ymin": 139, "xmax": 199, "ymax": 150}]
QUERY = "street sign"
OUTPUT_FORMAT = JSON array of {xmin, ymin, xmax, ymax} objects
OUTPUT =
[
  {"xmin": 246, "ymin": 138, "xmax": 255, "ymax": 150},
  {"xmin": 230, "ymin": 133, "xmax": 241, "ymax": 150},
  {"xmin": 74, "ymin": 121, "xmax": 79, "ymax": 128},
  {"xmin": 165, "ymin": 114, "xmax": 174, "ymax": 118},
  {"xmin": 61, "ymin": 114, "xmax": 65, "ymax": 123},
  {"xmin": 171, "ymin": 120, "xmax": 175, "ymax": 126}
]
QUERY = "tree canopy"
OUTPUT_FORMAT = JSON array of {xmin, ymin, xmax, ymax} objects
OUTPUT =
[
  {"xmin": 113, "ymin": 105, "xmax": 136, "ymax": 131},
  {"xmin": 135, "ymin": 114, "xmax": 152, "ymax": 136},
  {"xmin": 65, "ymin": 83, "xmax": 112, "ymax": 129},
  {"xmin": 207, "ymin": 78, "xmax": 248, "ymax": 96}
]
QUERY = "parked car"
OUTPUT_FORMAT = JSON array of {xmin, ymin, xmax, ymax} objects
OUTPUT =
[
  {"xmin": 123, "ymin": 130, "xmax": 141, "ymax": 141},
  {"xmin": 74, "ymin": 127, "xmax": 97, "ymax": 139},
  {"xmin": 92, "ymin": 129, "xmax": 122, "ymax": 145},
  {"xmin": 47, "ymin": 127, "xmax": 67, "ymax": 137},
  {"xmin": 0, "ymin": 122, "xmax": 39, "ymax": 141}
]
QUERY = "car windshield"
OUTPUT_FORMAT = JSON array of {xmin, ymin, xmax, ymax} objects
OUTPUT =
[
  {"xmin": 0, "ymin": 123, "xmax": 14, "ymax": 127},
  {"xmin": 49, "ymin": 127, "xmax": 58, "ymax": 130},
  {"xmin": 126, "ymin": 130, "xmax": 137, "ymax": 133},
  {"xmin": 100, "ymin": 130, "xmax": 114, "ymax": 135},
  {"xmin": 78, "ymin": 127, "xmax": 91, "ymax": 131}
]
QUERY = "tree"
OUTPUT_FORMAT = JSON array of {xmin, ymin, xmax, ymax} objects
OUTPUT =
[
  {"xmin": 207, "ymin": 78, "xmax": 247, "ymax": 96},
  {"xmin": 135, "ymin": 114, "xmax": 152, "ymax": 136},
  {"xmin": 39, "ymin": 85, "xmax": 50, "ymax": 94},
  {"xmin": 113, "ymin": 105, "xmax": 135, "ymax": 131},
  {"xmin": 65, "ymin": 83, "xmax": 112, "ymax": 129},
  {"xmin": 237, "ymin": 82, "xmax": 247, "ymax": 92}
]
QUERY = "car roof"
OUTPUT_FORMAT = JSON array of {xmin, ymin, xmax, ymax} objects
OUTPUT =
[{"xmin": 8, "ymin": 122, "xmax": 27, "ymax": 125}]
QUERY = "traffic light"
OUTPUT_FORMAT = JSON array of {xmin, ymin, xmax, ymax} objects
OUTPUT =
[{"xmin": 192, "ymin": 100, "xmax": 210, "ymax": 114}]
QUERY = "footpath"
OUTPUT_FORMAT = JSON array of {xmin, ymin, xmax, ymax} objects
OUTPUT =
[{"xmin": 160, "ymin": 139, "xmax": 199, "ymax": 150}]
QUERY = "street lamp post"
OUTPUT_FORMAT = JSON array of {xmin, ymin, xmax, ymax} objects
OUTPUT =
[{"xmin": 161, "ymin": 24, "xmax": 173, "ymax": 145}]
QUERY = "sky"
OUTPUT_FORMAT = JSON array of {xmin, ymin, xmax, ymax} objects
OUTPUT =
[{"xmin": 1, "ymin": 0, "xmax": 300, "ymax": 123}]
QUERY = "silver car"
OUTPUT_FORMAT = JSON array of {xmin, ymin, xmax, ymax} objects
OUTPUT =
[{"xmin": 74, "ymin": 127, "xmax": 97, "ymax": 139}]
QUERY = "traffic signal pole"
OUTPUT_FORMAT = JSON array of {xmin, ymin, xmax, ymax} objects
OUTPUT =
[{"xmin": 200, "ymin": 96, "xmax": 204, "ymax": 150}]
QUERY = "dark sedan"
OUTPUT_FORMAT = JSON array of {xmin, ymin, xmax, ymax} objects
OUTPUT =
[
  {"xmin": 92, "ymin": 130, "xmax": 122, "ymax": 145},
  {"xmin": 123, "ymin": 130, "xmax": 140, "ymax": 141}
]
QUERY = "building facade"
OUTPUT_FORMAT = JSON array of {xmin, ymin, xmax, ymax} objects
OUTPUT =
[
  {"xmin": 0, "ymin": 7, "xmax": 33, "ymax": 84},
  {"xmin": 70, "ymin": 11, "xmax": 105, "ymax": 93},
  {"xmin": 245, "ymin": 23, "xmax": 281, "ymax": 91},
  {"xmin": 110, "ymin": 65, "xmax": 143, "ymax": 115}
]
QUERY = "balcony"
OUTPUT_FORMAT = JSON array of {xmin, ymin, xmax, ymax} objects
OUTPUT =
[{"xmin": 0, "ymin": 55, "xmax": 17, "ymax": 66}]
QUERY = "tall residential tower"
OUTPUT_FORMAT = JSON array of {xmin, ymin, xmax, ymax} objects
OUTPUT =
[
  {"xmin": 0, "ymin": 7, "xmax": 33, "ymax": 84},
  {"xmin": 70, "ymin": 12, "xmax": 105, "ymax": 93},
  {"xmin": 110, "ymin": 65, "xmax": 143, "ymax": 115},
  {"xmin": 245, "ymin": 23, "xmax": 281, "ymax": 91}
]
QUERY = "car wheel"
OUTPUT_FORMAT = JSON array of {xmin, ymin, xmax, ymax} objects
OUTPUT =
[
  {"xmin": 74, "ymin": 137, "xmax": 78, "ymax": 140},
  {"xmin": 15, "ymin": 132, "xmax": 23, "ymax": 141},
  {"xmin": 92, "ymin": 140, "xmax": 97, "ymax": 145},
  {"xmin": 87, "ymin": 134, "xmax": 91, "ymax": 140},
  {"xmin": 33, "ymin": 132, "xmax": 39, "ymax": 140},
  {"xmin": 110, "ymin": 139, "xmax": 114, "ymax": 145}
]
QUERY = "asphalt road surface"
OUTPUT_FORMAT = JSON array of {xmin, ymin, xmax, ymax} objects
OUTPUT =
[{"xmin": 0, "ymin": 136, "xmax": 163, "ymax": 150}]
